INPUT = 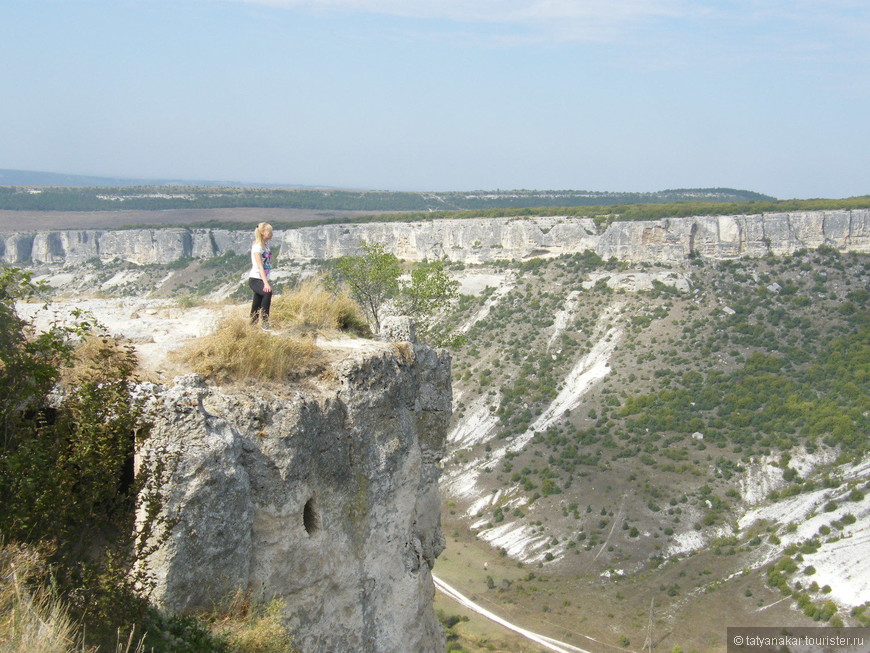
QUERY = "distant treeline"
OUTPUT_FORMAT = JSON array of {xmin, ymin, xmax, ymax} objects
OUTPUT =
[
  {"xmin": 144, "ymin": 196, "xmax": 870, "ymax": 232},
  {"xmin": 2, "ymin": 185, "xmax": 869, "ymax": 232},
  {"xmin": 0, "ymin": 185, "xmax": 774, "ymax": 213}
]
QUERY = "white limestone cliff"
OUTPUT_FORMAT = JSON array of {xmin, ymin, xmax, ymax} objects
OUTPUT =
[
  {"xmin": 3, "ymin": 209, "xmax": 868, "ymax": 267},
  {"xmin": 135, "ymin": 331, "xmax": 451, "ymax": 653}
]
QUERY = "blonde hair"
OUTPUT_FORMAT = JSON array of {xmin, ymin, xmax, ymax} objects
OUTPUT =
[{"xmin": 254, "ymin": 222, "xmax": 273, "ymax": 248}]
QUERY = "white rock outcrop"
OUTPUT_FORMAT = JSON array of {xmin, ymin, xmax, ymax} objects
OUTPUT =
[
  {"xmin": 136, "ymin": 336, "xmax": 451, "ymax": 653},
  {"xmin": 3, "ymin": 209, "xmax": 868, "ymax": 267},
  {"xmin": 596, "ymin": 210, "xmax": 869, "ymax": 261}
]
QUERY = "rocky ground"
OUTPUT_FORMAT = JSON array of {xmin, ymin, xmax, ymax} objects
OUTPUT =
[{"xmin": 18, "ymin": 297, "xmax": 230, "ymax": 380}]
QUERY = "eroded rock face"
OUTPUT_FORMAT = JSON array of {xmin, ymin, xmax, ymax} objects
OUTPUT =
[
  {"xmin": 136, "ymin": 339, "xmax": 451, "ymax": 653},
  {"xmin": 596, "ymin": 210, "xmax": 870, "ymax": 261},
  {"xmin": 5, "ymin": 209, "xmax": 868, "ymax": 267}
]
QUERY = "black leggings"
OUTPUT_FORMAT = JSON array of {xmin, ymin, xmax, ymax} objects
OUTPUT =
[{"xmin": 249, "ymin": 278, "xmax": 272, "ymax": 324}]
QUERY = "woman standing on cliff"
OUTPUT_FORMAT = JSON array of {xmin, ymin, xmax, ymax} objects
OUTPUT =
[{"xmin": 249, "ymin": 222, "xmax": 274, "ymax": 330}]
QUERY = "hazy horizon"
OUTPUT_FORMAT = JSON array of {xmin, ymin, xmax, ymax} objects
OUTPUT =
[
  {"xmin": 0, "ymin": 168, "xmax": 787, "ymax": 199},
  {"xmin": 2, "ymin": 1, "xmax": 869, "ymax": 200}
]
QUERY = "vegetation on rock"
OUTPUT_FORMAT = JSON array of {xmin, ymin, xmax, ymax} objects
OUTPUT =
[
  {"xmin": 178, "ymin": 315, "xmax": 320, "ymax": 383},
  {"xmin": 0, "ymin": 267, "xmax": 299, "ymax": 652},
  {"xmin": 328, "ymin": 241, "xmax": 459, "ymax": 339},
  {"xmin": 269, "ymin": 277, "xmax": 370, "ymax": 337}
]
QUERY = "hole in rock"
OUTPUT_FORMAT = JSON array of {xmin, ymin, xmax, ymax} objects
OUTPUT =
[{"xmin": 303, "ymin": 497, "xmax": 320, "ymax": 535}]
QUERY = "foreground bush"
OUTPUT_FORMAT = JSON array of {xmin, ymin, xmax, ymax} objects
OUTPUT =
[{"xmin": 0, "ymin": 268, "xmax": 167, "ymax": 650}]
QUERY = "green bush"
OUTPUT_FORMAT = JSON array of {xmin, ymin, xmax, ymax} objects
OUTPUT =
[
  {"xmin": 144, "ymin": 612, "xmax": 232, "ymax": 653},
  {"xmin": 0, "ymin": 267, "xmax": 172, "ymax": 649}
]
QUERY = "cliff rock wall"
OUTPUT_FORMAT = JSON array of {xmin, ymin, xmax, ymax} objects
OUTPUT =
[
  {"xmin": 136, "ymin": 335, "xmax": 451, "ymax": 653},
  {"xmin": 597, "ymin": 210, "xmax": 869, "ymax": 262},
  {"xmin": 3, "ymin": 209, "xmax": 868, "ymax": 267}
]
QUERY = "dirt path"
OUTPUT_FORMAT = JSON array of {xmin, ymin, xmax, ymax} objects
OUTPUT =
[
  {"xmin": 434, "ymin": 575, "xmax": 597, "ymax": 653},
  {"xmin": 594, "ymin": 493, "xmax": 627, "ymax": 561}
]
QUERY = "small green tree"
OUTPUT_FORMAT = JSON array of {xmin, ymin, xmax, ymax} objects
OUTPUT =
[
  {"xmin": 331, "ymin": 242, "xmax": 401, "ymax": 333},
  {"xmin": 0, "ymin": 267, "xmax": 80, "ymax": 437},
  {"xmin": 396, "ymin": 259, "xmax": 459, "ymax": 318},
  {"xmin": 330, "ymin": 243, "xmax": 459, "ymax": 340}
]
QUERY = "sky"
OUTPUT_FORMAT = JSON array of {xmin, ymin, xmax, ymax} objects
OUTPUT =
[{"xmin": 1, "ymin": 0, "xmax": 869, "ymax": 199}]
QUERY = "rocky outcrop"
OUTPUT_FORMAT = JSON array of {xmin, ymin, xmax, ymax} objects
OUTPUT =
[
  {"xmin": 2, "ymin": 210, "xmax": 868, "ymax": 267},
  {"xmin": 596, "ymin": 210, "xmax": 870, "ymax": 262},
  {"xmin": 136, "ymin": 335, "xmax": 451, "ymax": 653}
]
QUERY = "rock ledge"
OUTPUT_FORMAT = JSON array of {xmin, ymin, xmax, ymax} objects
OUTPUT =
[{"xmin": 137, "ymin": 338, "xmax": 451, "ymax": 653}]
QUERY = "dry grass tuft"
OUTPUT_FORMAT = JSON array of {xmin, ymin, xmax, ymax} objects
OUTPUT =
[
  {"xmin": 178, "ymin": 315, "xmax": 320, "ymax": 383},
  {"xmin": 62, "ymin": 333, "xmax": 138, "ymax": 387},
  {"xmin": 269, "ymin": 279, "xmax": 370, "ymax": 337},
  {"xmin": 390, "ymin": 342, "xmax": 415, "ymax": 364},
  {"xmin": 0, "ymin": 543, "xmax": 77, "ymax": 653},
  {"xmin": 210, "ymin": 590, "xmax": 298, "ymax": 653}
]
